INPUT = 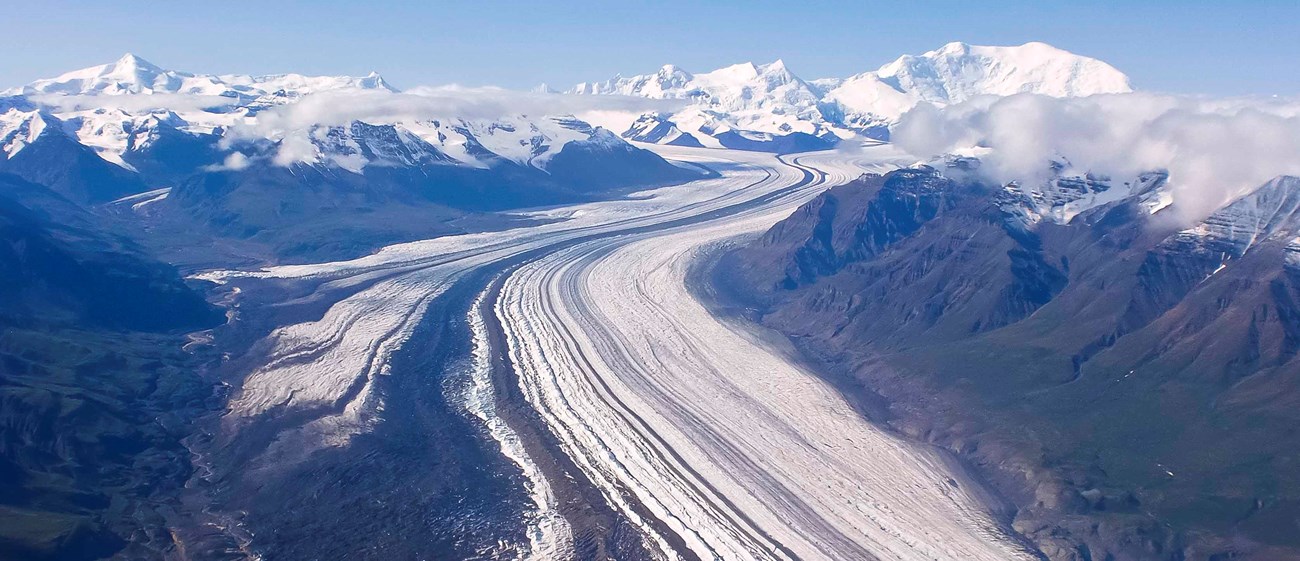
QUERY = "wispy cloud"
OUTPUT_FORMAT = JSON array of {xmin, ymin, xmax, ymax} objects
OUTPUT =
[{"xmin": 30, "ymin": 93, "xmax": 237, "ymax": 113}]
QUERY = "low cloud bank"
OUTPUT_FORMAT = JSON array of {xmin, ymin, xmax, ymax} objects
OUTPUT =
[
  {"xmin": 892, "ymin": 93, "xmax": 1300, "ymax": 220},
  {"xmin": 226, "ymin": 86, "xmax": 683, "ymax": 166},
  {"xmin": 31, "ymin": 93, "xmax": 237, "ymax": 113},
  {"xmin": 236, "ymin": 86, "xmax": 682, "ymax": 138}
]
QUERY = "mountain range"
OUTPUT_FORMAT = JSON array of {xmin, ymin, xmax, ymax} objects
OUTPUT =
[
  {"xmin": 572, "ymin": 41, "xmax": 1131, "ymax": 150},
  {"xmin": 1, "ymin": 54, "xmax": 706, "ymax": 264},
  {"xmin": 1, "ymin": 41, "xmax": 1131, "ymax": 227}
]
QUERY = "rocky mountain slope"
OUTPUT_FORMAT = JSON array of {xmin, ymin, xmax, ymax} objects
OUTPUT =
[
  {"xmin": 0, "ymin": 174, "xmax": 222, "ymax": 561},
  {"xmin": 727, "ymin": 164, "xmax": 1300, "ymax": 560}
]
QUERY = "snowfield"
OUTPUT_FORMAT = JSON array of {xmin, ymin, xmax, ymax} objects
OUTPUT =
[{"xmin": 208, "ymin": 143, "xmax": 1037, "ymax": 559}]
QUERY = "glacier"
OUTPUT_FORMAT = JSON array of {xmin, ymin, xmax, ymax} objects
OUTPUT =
[{"xmin": 202, "ymin": 141, "xmax": 1036, "ymax": 559}]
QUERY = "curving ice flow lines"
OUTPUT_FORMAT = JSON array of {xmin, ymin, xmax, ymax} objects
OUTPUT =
[
  {"xmin": 495, "ymin": 146, "xmax": 1038, "ymax": 560},
  {"xmin": 209, "ymin": 143, "xmax": 1037, "ymax": 559}
]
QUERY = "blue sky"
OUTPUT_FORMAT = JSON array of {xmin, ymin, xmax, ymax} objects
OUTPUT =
[{"xmin": 5, "ymin": 0, "xmax": 1298, "ymax": 95}]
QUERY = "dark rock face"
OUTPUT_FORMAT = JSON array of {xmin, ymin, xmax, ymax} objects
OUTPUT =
[
  {"xmin": 0, "ymin": 175, "xmax": 220, "ymax": 331},
  {"xmin": 545, "ymin": 129, "xmax": 705, "ymax": 191},
  {"xmin": 712, "ymin": 129, "xmax": 838, "ymax": 153},
  {"xmin": 119, "ymin": 125, "xmax": 225, "ymax": 188},
  {"xmin": 732, "ymin": 169, "xmax": 1300, "ymax": 560}
]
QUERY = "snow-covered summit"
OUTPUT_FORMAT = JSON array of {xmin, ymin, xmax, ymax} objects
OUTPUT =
[
  {"xmin": 572, "ymin": 59, "xmax": 818, "ymax": 109},
  {"xmin": 571, "ymin": 64, "xmax": 695, "ymax": 98},
  {"xmin": 571, "ymin": 59, "xmax": 840, "ymax": 150},
  {"xmin": 16, "ymin": 53, "xmax": 178, "ymax": 96},
  {"xmin": 877, "ymin": 42, "xmax": 1131, "ymax": 103},
  {"xmin": 824, "ymin": 41, "xmax": 1132, "ymax": 131}
]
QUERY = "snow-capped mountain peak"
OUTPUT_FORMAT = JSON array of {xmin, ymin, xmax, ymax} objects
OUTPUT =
[
  {"xmin": 822, "ymin": 41, "xmax": 1133, "ymax": 133},
  {"xmin": 692, "ymin": 59, "xmax": 807, "ymax": 96},
  {"xmin": 570, "ymin": 64, "xmax": 694, "ymax": 98},
  {"xmin": 358, "ymin": 71, "xmax": 393, "ymax": 90},
  {"xmin": 874, "ymin": 41, "xmax": 1132, "ymax": 104},
  {"xmin": 106, "ymin": 53, "xmax": 167, "ymax": 81},
  {"xmin": 22, "ymin": 53, "xmax": 179, "ymax": 96},
  {"xmin": 706, "ymin": 61, "xmax": 764, "ymax": 81}
]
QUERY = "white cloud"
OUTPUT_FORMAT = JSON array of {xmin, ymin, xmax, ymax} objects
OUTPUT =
[
  {"xmin": 892, "ymin": 93, "xmax": 1300, "ymax": 221},
  {"xmin": 230, "ymin": 86, "xmax": 683, "ymax": 138},
  {"xmin": 202, "ymin": 152, "xmax": 251, "ymax": 172}
]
